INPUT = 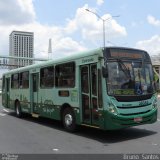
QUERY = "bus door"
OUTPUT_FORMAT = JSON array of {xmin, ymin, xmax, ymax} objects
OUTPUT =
[
  {"xmin": 80, "ymin": 64, "xmax": 99, "ymax": 126},
  {"xmin": 4, "ymin": 78, "xmax": 10, "ymax": 108},
  {"xmin": 31, "ymin": 73, "xmax": 39, "ymax": 113}
]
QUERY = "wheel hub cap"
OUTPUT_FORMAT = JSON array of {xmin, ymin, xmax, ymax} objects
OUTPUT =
[{"xmin": 65, "ymin": 114, "xmax": 73, "ymax": 126}]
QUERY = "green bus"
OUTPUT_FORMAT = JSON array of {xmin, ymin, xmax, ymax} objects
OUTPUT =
[{"xmin": 2, "ymin": 47, "xmax": 158, "ymax": 131}]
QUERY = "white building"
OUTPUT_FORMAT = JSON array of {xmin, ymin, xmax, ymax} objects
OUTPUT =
[{"xmin": 9, "ymin": 31, "xmax": 34, "ymax": 69}]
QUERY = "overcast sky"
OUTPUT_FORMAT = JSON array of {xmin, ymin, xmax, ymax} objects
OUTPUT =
[{"xmin": 0, "ymin": 0, "xmax": 160, "ymax": 60}]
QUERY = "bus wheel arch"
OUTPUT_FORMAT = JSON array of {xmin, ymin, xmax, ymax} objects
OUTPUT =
[
  {"xmin": 61, "ymin": 104, "xmax": 76, "ymax": 132},
  {"xmin": 15, "ymin": 100, "xmax": 22, "ymax": 118}
]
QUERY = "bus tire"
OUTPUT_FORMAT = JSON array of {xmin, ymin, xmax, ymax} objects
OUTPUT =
[
  {"xmin": 62, "ymin": 107, "xmax": 76, "ymax": 132},
  {"xmin": 15, "ymin": 101, "xmax": 22, "ymax": 118}
]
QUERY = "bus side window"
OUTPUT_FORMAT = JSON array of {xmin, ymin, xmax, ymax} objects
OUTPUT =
[
  {"xmin": 11, "ymin": 73, "xmax": 19, "ymax": 89},
  {"xmin": 19, "ymin": 72, "xmax": 29, "ymax": 89},
  {"xmin": 55, "ymin": 62, "xmax": 75, "ymax": 88},
  {"xmin": 91, "ymin": 65, "xmax": 97, "ymax": 96},
  {"xmin": 2, "ymin": 76, "xmax": 5, "ymax": 91},
  {"xmin": 98, "ymin": 69, "xmax": 102, "ymax": 108},
  {"xmin": 22, "ymin": 72, "xmax": 29, "ymax": 88},
  {"xmin": 33, "ymin": 75, "xmax": 38, "ymax": 92},
  {"xmin": 40, "ymin": 66, "xmax": 54, "ymax": 88},
  {"xmin": 81, "ymin": 66, "xmax": 89, "ymax": 93}
]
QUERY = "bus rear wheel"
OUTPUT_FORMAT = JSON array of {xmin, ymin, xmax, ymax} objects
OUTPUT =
[
  {"xmin": 62, "ymin": 107, "xmax": 76, "ymax": 132},
  {"xmin": 15, "ymin": 101, "xmax": 22, "ymax": 118}
]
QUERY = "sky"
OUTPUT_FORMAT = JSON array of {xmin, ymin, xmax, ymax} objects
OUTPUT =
[{"xmin": 0, "ymin": 0, "xmax": 160, "ymax": 60}]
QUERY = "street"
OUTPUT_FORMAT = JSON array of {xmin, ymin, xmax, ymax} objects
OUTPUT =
[{"xmin": 0, "ymin": 95, "xmax": 160, "ymax": 154}]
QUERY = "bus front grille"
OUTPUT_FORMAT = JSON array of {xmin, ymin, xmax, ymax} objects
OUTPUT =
[
  {"xmin": 119, "ymin": 110, "xmax": 151, "ymax": 116},
  {"xmin": 114, "ymin": 94, "xmax": 152, "ymax": 102}
]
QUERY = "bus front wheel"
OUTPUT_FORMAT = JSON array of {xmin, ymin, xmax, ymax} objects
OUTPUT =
[
  {"xmin": 62, "ymin": 107, "xmax": 76, "ymax": 132},
  {"xmin": 15, "ymin": 101, "xmax": 22, "ymax": 118}
]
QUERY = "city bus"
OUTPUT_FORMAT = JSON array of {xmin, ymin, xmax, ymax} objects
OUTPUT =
[{"xmin": 2, "ymin": 47, "xmax": 158, "ymax": 132}]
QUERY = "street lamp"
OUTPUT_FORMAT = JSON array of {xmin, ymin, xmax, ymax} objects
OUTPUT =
[{"xmin": 85, "ymin": 9, "xmax": 119, "ymax": 49}]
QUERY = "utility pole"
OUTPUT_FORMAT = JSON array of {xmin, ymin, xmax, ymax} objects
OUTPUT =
[{"xmin": 85, "ymin": 9, "xmax": 119, "ymax": 49}]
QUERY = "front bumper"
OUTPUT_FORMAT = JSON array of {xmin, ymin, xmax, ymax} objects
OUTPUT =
[{"xmin": 103, "ymin": 108, "xmax": 157, "ymax": 130}]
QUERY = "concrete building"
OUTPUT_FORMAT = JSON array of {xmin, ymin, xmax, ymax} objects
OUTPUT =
[{"xmin": 9, "ymin": 31, "xmax": 34, "ymax": 69}]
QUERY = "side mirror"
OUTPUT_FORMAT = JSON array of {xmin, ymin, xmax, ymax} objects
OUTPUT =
[
  {"xmin": 102, "ymin": 66, "xmax": 108, "ymax": 78},
  {"xmin": 155, "ymin": 82, "xmax": 159, "ymax": 92}
]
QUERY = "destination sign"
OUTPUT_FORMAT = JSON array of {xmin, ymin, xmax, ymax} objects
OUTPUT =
[{"xmin": 110, "ymin": 51, "xmax": 142, "ymax": 59}]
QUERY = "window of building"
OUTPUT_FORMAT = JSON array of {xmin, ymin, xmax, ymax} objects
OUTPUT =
[
  {"xmin": 55, "ymin": 62, "xmax": 75, "ymax": 87},
  {"xmin": 40, "ymin": 66, "xmax": 54, "ymax": 88}
]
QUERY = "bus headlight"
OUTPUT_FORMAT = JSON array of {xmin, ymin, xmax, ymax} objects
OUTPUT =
[
  {"xmin": 107, "ymin": 104, "xmax": 118, "ymax": 115},
  {"xmin": 152, "ymin": 100, "xmax": 157, "ymax": 109}
]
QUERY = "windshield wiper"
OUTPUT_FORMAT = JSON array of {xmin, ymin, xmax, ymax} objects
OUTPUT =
[{"xmin": 116, "ymin": 59, "xmax": 131, "ymax": 79}]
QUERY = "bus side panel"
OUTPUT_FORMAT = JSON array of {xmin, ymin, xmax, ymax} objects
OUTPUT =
[
  {"xmin": 19, "ymin": 89, "xmax": 31, "ymax": 113},
  {"xmin": 53, "ymin": 88, "xmax": 80, "ymax": 123},
  {"xmin": 37, "ymin": 88, "xmax": 60, "ymax": 120},
  {"xmin": 9, "ymin": 89, "xmax": 30, "ymax": 113},
  {"xmin": 2, "ymin": 91, "xmax": 7, "ymax": 108},
  {"xmin": 2, "ymin": 77, "xmax": 10, "ymax": 109},
  {"xmin": 10, "ymin": 89, "xmax": 19, "ymax": 110},
  {"xmin": 2, "ymin": 77, "xmax": 6, "ymax": 108},
  {"xmin": 37, "ymin": 88, "xmax": 81, "ymax": 124}
]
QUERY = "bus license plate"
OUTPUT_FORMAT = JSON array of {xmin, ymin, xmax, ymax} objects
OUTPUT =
[{"xmin": 134, "ymin": 117, "xmax": 142, "ymax": 122}]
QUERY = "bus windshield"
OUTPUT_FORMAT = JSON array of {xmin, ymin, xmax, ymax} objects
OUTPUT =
[{"xmin": 107, "ymin": 61, "xmax": 156, "ymax": 95}]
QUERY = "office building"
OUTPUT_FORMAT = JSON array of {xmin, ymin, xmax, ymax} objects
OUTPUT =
[{"xmin": 9, "ymin": 31, "xmax": 34, "ymax": 69}]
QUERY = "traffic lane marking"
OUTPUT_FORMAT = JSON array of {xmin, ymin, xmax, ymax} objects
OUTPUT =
[
  {"xmin": 0, "ymin": 113, "xmax": 6, "ymax": 116},
  {"xmin": 3, "ymin": 109, "xmax": 9, "ymax": 113},
  {"xmin": 0, "ymin": 109, "xmax": 10, "ymax": 116}
]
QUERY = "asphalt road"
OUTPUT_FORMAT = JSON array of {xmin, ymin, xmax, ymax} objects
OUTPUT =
[{"xmin": 0, "ymin": 95, "xmax": 160, "ymax": 154}]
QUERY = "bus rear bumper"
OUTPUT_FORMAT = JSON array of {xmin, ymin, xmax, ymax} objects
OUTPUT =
[{"xmin": 103, "ymin": 108, "xmax": 158, "ymax": 130}]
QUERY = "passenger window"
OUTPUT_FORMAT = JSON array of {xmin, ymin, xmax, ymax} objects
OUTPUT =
[
  {"xmin": 81, "ymin": 66, "xmax": 89, "ymax": 93},
  {"xmin": 11, "ymin": 73, "xmax": 19, "ymax": 89},
  {"xmin": 40, "ymin": 66, "xmax": 54, "ymax": 88},
  {"xmin": 55, "ymin": 62, "xmax": 75, "ymax": 87},
  {"xmin": 91, "ymin": 65, "xmax": 97, "ymax": 96},
  {"xmin": 2, "ymin": 76, "xmax": 5, "ymax": 91},
  {"xmin": 19, "ymin": 71, "xmax": 29, "ymax": 89}
]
